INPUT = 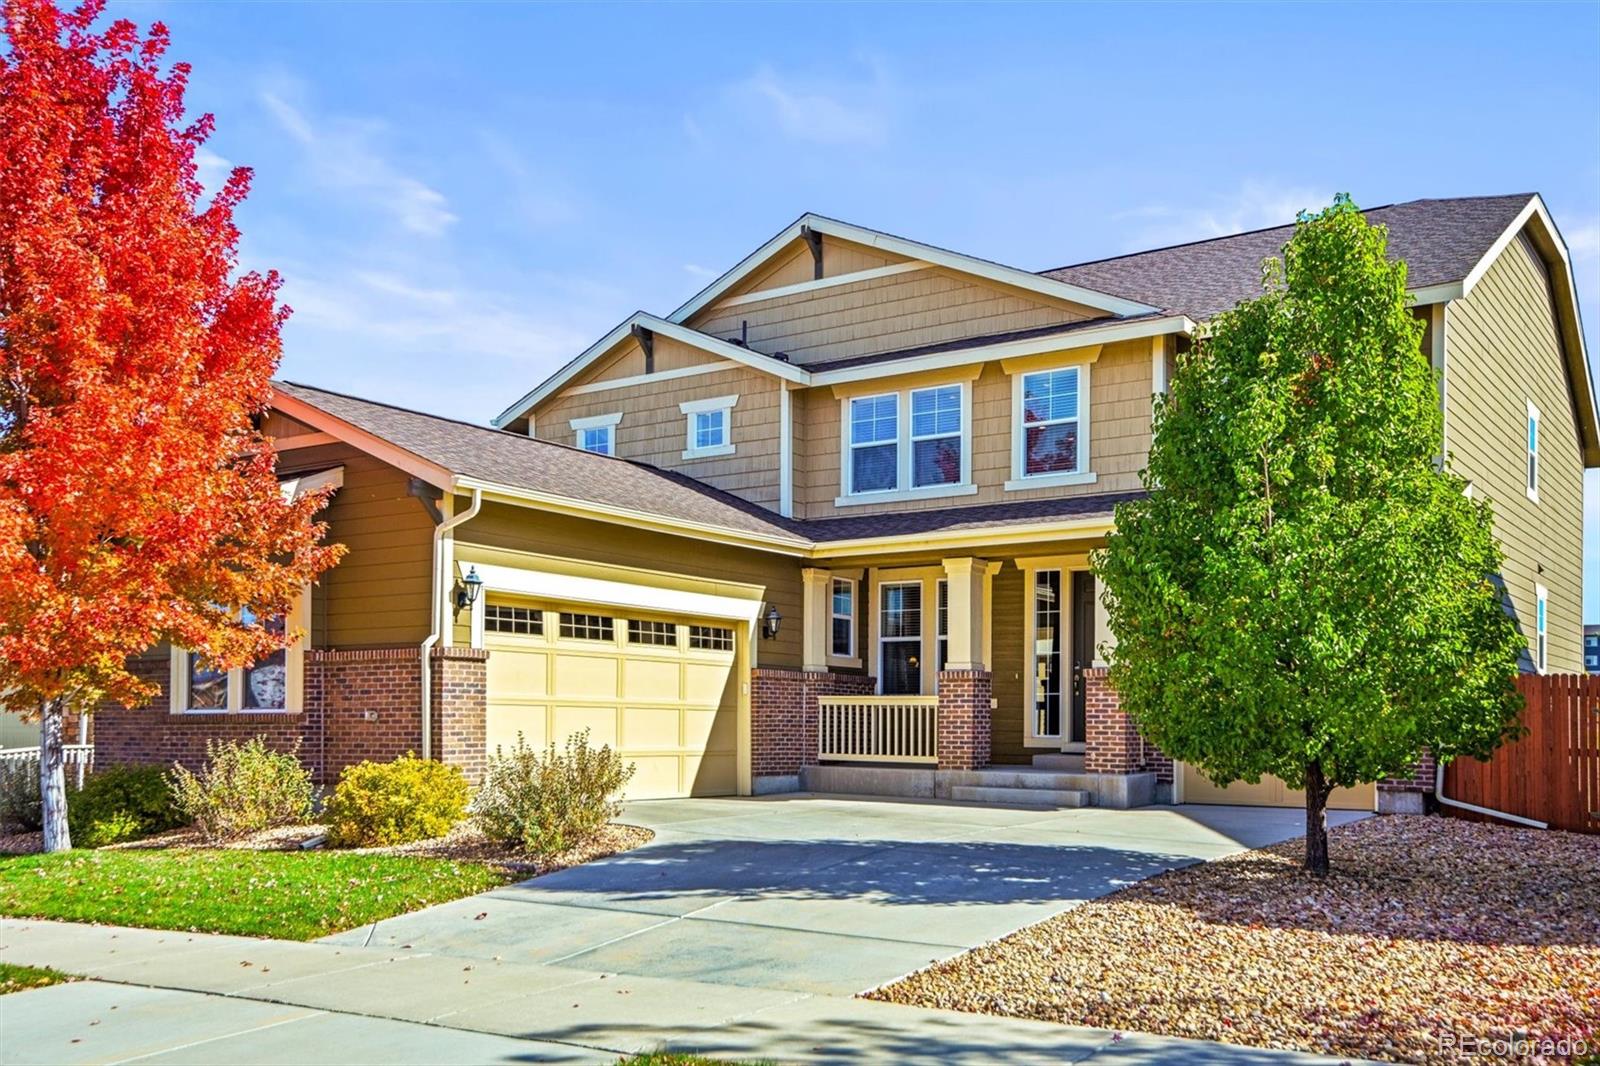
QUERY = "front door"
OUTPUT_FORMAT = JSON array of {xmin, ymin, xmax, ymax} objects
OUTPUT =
[
  {"xmin": 1068, "ymin": 571, "xmax": 1095, "ymax": 745},
  {"xmin": 879, "ymin": 581, "xmax": 923, "ymax": 695}
]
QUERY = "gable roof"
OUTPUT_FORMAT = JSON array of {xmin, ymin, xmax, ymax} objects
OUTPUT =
[
  {"xmin": 271, "ymin": 382, "xmax": 811, "ymax": 552},
  {"xmin": 1042, "ymin": 194, "xmax": 1534, "ymax": 319},
  {"xmin": 667, "ymin": 213, "xmax": 1162, "ymax": 327}
]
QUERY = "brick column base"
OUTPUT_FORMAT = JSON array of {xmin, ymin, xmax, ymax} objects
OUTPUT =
[
  {"xmin": 936, "ymin": 670, "xmax": 991, "ymax": 770},
  {"xmin": 1082, "ymin": 667, "xmax": 1173, "ymax": 781},
  {"xmin": 751, "ymin": 668, "xmax": 874, "ymax": 778},
  {"xmin": 431, "ymin": 647, "xmax": 489, "ymax": 784}
]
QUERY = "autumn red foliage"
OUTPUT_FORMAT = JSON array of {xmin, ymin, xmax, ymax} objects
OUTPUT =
[{"xmin": 0, "ymin": 0, "xmax": 342, "ymax": 846}]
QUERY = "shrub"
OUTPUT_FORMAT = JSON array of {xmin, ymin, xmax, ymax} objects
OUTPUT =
[
  {"xmin": 68, "ymin": 764, "xmax": 185, "ymax": 847},
  {"xmin": 0, "ymin": 760, "xmax": 43, "ymax": 833},
  {"xmin": 168, "ymin": 737, "xmax": 314, "ymax": 842},
  {"xmin": 325, "ymin": 754, "xmax": 469, "ymax": 848},
  {"xmin": 473, "ymin": 730, "xmax": 634, "ymax": 857}
]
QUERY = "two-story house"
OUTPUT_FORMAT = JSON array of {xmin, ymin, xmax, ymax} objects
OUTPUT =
[{"xmin": 95, "ymin": 194, "xmax": 1596, "ymax": 814}]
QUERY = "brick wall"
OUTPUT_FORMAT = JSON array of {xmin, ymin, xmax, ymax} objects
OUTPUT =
[
  {"xmin": 1082, "ymin": 667, "xmax": 1173, "ymax": 781},
  {"xmin": 93, "ymin": 647, "xmax": 488, "ymax": 785},
  {"xmin": 751, "ymin": 668, "xmax": 874, "ymax": 778},
  {"xmin": 935, "ymin": 670, "xmax": 991, "ymax": 771},
  {"xmin": 1379, "ymin": 749, "xmax": 1436, "ymax": 795}
]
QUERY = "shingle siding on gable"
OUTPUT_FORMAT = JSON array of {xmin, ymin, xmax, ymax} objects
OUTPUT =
[
  {"xmin": 692, "ymin": 267, "xmax": 1103, "ymax": 366},
  {"xmin": 708, "ymin": 234, "xmax": 908, "ymax": 304},
  {"xmin": 1446, "ymin": 229, "xmax": 1584, "ymax": 672}
]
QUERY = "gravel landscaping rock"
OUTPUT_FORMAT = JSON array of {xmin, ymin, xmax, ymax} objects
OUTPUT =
[{"xmin": 868, "ymin": 815, "xmax": 1599, "ymax": 1064}]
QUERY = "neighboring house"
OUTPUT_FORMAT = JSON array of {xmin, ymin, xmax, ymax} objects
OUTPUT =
[
  {"xmin": 94, "ymin": 194, "xmax": 1596, "ymax": 814},
  {"xmin": 0, "ymin": 709, "xmax": 34, "ymax": 749},
  {"xmin": 1585, "ymin": 624, "xmax": 1600, "ymax": 673}
]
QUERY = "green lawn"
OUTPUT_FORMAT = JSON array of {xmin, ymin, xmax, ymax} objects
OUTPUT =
[
  {"xmin": 0, "ymin": 962, "xmax": 72, "ymax": 994},
  {"xmin": 0, "ymin": 849, "xmax": 512, "ymax": 940}
]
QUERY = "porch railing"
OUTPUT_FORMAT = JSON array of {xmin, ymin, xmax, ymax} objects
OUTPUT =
[
  {"xmin": 0, "ymin": 744, "xmax": 95, "ymax": 790},
  {"xmin": 818, "ymin": 696, "xmax": 938, "ymax": 765}
]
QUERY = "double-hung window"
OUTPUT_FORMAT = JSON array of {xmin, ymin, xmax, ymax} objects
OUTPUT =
[
  {"xmin": 910, "ymin": 385, "xmax": 963, "ymax": 488},
  {"xmin": 830, "ymin": 578, "xmax": 855, "ymax": 658},
  {"xmin": 848, "ymin": 394, "xmax": 899, "ymax": 494},
  {"xmin": 680, "ymin": 395, "xmax": 738, "ymax": 460},
  {"xmin": 571, "ymin": 413, "xmax": 622, "ymax": 456},
  {"xmin": 171, "ymin": 590, "xmax": 308, "ymax": 714},
  {"xmin": 1017, "ymin": 366, "xmax": 1086, "ymax": 481},
  {"xmin": 1526, "ymin": 401, "xmax": 1540, "ymax": 502}
]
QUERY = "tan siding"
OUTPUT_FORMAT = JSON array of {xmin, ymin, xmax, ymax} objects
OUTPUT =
[
  {"xmin": 1446, "ymin": 231, "xmax": 1584, "ymax": 672},
  {"xmin": 709, "ymin": 235, "xmax": 910, "ymax": 307},
  {"xmin": 455, "ymin": 502, "xmax": 802, "ymax": 670},
  {"xmin": 798, "ymin": 338, "xmax": 1153, "ymax": 519},
  {"xmin": 533, "ymin": 364, "xmax": 783, "ymax": 509},
  {"xmin": 263, "ymin": 412, "xmax": 320, "ymax": 438},
  {"xmin": 695, "ymin": 268, "xmax": 1105, "ymax": 366},
  {"xmin": 274, "ymin": 442, "xmax": 434, "ymax": 648}
]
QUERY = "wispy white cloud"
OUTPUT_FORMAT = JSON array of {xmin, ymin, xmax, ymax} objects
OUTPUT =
[
  {"xmin": 718, "ymin": 59, "xmax": 896, "ymax": 147},
  {"xmin": 682, "ymin": 263, "xmax": 718, "ymax": 280},
  {"xmin": 260, "ymin": 86, "xmax": 457, "ymax": 237},
  {"xmin": 1565, "ymin": 218, "xmax": 1600, "ymax": 261},
  {"xmin": 1116, "ymin": 180, "xmax": 1336, "ymax": 251},
  {"xmin": 194, "ymin": 148, "xmax": 233, "ymax": 198},
  {"xmin": 477, "ymin": 132, "xmax": 581, "ymax": 230}
]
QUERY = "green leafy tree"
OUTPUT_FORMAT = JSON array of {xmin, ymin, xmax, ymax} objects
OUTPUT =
[{"xmin": 1093, "ymin": 195, "xmax": 1524, "ymax": 875}]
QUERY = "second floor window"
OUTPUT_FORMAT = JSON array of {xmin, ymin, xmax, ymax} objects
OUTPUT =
[
  {"xmin": 1021, "ymin": 367, "xmax": 1083, "ymax": 476},
  {"xmin": 680, "ymin": 394, "xmax": 738, "ymax": 459},
  {"xmin": 1527, "ymin": 401, "xmax": 1540, "ymax": 501},
  {"xmin": 849, "ymin": 394, "xmax": 899, "ymax": 493},
  {"xmin": 911, "ymin": 385, "xmax": 962, "ymax": 487},
  {"xmin": 571, "ymin": 413, "xmax": 622, "ymax": 456}
]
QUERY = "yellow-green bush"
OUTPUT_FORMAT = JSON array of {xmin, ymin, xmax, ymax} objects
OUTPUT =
[
  {"xmin": 472, "ymin": 730, "xmax": 634, "ymax": 857},
  {"xmin": 325, "ymin": 754, "xmax": 469, "ymax": 847}
]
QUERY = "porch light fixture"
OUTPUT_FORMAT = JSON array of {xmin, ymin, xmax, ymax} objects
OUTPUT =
[
  {"xmin": 762, "ymin": 603, "xmax": 782, "ymax": 640},
  {"xmin": 454, "ymin": 566, "xmax": 484, "ymax": 612}
]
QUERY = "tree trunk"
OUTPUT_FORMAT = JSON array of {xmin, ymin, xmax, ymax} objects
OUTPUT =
[
  {"xmin": 1303, "ymin": 758, "xmax": 1331, "ymax": 877},
  {"xmin": 39, "ymin": 698, "xmax": 71, "ymax": 853}
]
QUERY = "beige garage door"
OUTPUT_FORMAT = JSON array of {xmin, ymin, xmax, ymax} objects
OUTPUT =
[
  {"xmin": 1181, "ymin": 765, "xmax": 1375, "ymax": 811},
  {"xmin": 484, "ymin": 599, "xmax": 740, "ymax": 799}
]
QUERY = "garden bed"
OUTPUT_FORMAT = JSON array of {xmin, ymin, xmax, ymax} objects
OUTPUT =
[{"xmin": 868, "ymin": 816, "xmax": 1599, "ymax": 1064}]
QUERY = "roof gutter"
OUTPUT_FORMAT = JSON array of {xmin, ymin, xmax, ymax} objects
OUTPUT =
[{"xmin": 421, "ymin": 485, "xmax": 481, "ymax": 760}]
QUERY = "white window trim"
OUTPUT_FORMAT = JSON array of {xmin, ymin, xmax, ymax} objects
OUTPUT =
[
  {"xmin": 877, "ymin": 580, "xmax": 924, "ymax": 696},
  {"xmin": 837, "ymin": 385, "xmax": 975, "ymax": 506},
  {"xmin": 679, "ymin": 394, "xmax": 738, "ymax": 460},
  {"xmin": 170, "ymin": 587, "xmax": 310, "ymax": 715},
  {"xmin": 1535, "ymin": 583, "xmax": 1548, "ymax": 674},
  {"xmin": 571, "ymin": 412, "xmax": 622, "ymax": 455},
  {"xmin": 830, "ymin": 577, "xmax": 855, "ymax": 659},
  {"xmin": 1526, "ymin": 400, "xmax": 1540, "ymax": 503},
  {"xmin": 1007, "ymin": 362, "xmax": 1095, "ymax": 492}
]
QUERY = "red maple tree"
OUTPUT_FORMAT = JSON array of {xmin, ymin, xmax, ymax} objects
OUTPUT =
[{"xmin": 0, "ymin": 0, "xmax": 342, "ymax": 849}]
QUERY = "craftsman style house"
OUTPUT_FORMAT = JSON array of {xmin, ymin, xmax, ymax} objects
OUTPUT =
[{"xmin": 95, "ymin": 194, "xmax": 1597, "ymax": 813}]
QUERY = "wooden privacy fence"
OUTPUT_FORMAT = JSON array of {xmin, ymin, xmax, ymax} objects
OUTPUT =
[{"xmin": 1443, "ymin": 673, "xmax": 1599, "ymax": 833}]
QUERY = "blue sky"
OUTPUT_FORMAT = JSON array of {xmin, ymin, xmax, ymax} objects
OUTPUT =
[{"xmin": 119, "ymin": 1, "xmax": 1600, "ymax": 613}]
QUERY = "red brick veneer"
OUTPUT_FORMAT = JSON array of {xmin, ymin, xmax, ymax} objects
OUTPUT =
[
  {"xmin": 935, "ymin": 670, "xmax": 992, "ymax": 770},
  {"xmin": 93, "ymin": 646, "xmax": 488, "ymax": 785},
  {"xmin": 750, "ymin": 668, "xmax": 873, "ymax": 777},
  {"xmin": 1082, "ymin": 667, "xmax": 1174, "ymax": 781}
]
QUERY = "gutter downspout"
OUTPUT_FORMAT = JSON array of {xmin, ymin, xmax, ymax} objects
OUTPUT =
[
  {"xmin": 1433, "ymin": 757, "xmax": 1546, "ymax": 829},
  {"xmin": 421, "ymin": 487, "xmax": 482, "ymax": 760}
]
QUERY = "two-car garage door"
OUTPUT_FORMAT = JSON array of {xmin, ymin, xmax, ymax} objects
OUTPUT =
[
  {"xmin": 1180, "ymin": 765, "xmax": 1375, "ymax": 810},
  {"xmin": 483, "ymin": 598, "xmax": 740, "ymax": 799}
]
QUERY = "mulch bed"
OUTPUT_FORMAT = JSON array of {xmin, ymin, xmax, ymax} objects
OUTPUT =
[
  {"xmin": 868, "ymin": 816, "xmax": 1599, "ymax": 1064},
  {"xmin": 2, "ymin": 822, "xmax": 654, "ymax": 877}
]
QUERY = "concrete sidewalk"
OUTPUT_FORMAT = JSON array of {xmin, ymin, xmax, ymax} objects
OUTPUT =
[{"xmin": 0, "ymin": 919, "xmax": 1366, "ymax": 1064}]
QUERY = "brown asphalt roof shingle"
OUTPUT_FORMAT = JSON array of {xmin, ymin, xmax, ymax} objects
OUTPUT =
[{"xmin": 1042, "ymin": 194, "xmax": 1534, "ymax": 319}]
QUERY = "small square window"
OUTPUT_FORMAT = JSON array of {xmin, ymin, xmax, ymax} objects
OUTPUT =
[
  {"xmin": 486, "ymin": 604, "xmax": 543, "ymax": 636},
  {"xmin": 578, "ymin": 426, "xmax": 613, "ymax": 455},
  {"xmin": 688, "ymin": 625, "xmax": 734, "ymax": 651},
  {"xmin": 559, "ymin": 613, "xmax": 614, "ymax": 641},
  {"xmin": 627, "ymin": 619, "xmax": 677, "ymax": 646},
  {"xmin": 694, "ymin": 410, "xmax": 726, "ymax": 450}
]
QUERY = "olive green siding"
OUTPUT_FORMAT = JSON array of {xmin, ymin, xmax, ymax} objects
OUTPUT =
[
  {"xmin": 453, "ymin": 500, "xmax": 804, "ymax": 669},
  {"xmin": 1445, "ymin": 231, "xmax": 1584, "ymax": 672},
  {"xmin": 278, "ymin": 444, "xmax": 434, "ymax": 648},
  {"xmin": 988, "ymin": 563, "xmax": 1028, "ymax": 763}
]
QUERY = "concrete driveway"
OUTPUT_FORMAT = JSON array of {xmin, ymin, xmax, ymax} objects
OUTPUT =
[{"xmin": 326, "ymin": 795, "xmax": 1366, "ymax": 996}]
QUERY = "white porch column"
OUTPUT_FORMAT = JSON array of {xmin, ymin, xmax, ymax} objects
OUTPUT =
[
  {"xmin": 801, "ymin": 567, "xmax": 832, "ymax": 672},
  {"xmin": 941, "ymin": 557, "xmax": 988, "ymax": 672}
]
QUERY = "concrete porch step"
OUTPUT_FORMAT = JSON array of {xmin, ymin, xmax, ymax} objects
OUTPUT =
[
  {"xmin": 1032, "ymin": 752, "xmax": 1085, "ymax": 772},
  {"xmin": 947, "ymin": 784, "xmax": 1092, "ymax": 808},
  {"xmin": 942, "ymin": 767, "xmax": 1099, "ymax": 791}
]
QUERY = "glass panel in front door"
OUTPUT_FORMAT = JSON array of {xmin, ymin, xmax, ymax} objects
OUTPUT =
[
  {"xmin": 880, "ymin": 582, "xmax": 923, "ymax": 696},
  {"xmin": 1033, "ymin": 570, "xmax": 1062, "ymax": 738}
]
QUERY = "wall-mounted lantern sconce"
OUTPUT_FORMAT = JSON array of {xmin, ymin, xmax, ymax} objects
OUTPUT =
[
  {"xmin": 761, "ymin": 603, "xmax": 782, "ymax": 640},
  {"xmin": 454, "ymin": 565, "xmax": 484, "ymax": 612}
]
